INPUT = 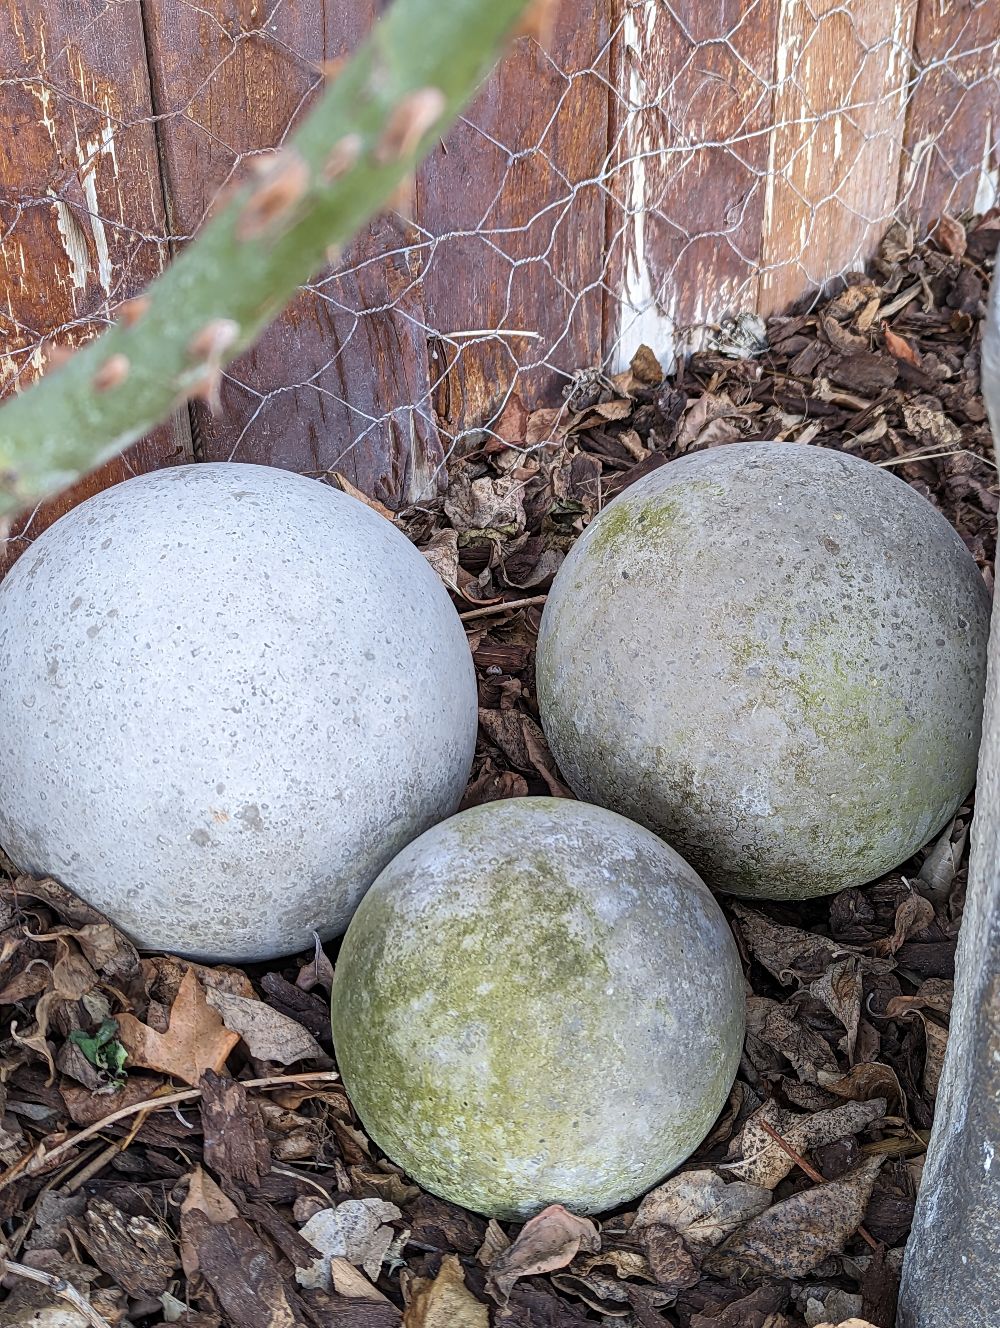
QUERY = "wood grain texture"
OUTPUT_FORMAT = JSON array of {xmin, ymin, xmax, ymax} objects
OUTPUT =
[
  {"xmin": 141, "ymin": 0, "xmax": 444, "ymax": 507},
  {"xmin": 0, "ymin": 0, "xmax": 191, "ymax": 576},
  {"xmin": 417, "ymin": 9, "xmax": 611, "ymax": 447},
  {"xmin": 603, "ymin": 0, "xmax": 780, "ymax": 371},
  {"xmin": 758, "ymin": 0, "xmax": 919, "ymax": 316},
  {"xmin": 898, "ymin": 0, "xmax": 1000, "ymax": 228}
]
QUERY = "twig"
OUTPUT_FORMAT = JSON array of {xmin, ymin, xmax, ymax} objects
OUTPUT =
[
  {"xmin": 758, "ymin": 1118, "xmax": 880, "ymax": 1252},
  {"xmin": 0, "ymin": 1070, "xmax": 339, "ymax": 1197},
  {"xmin": 0, "ymin": 1255, "xmax": 111, "ymax": 1328},
  {"xmin": 876, "ymin": 447, "xmax": 997, "ymax": 471},
  {"xmin": 460, "ymin": 593, "xmax": 547, "ymax": 621}
]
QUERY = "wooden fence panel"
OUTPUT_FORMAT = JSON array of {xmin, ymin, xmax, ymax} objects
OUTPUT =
[
  {"xmin": 141, "ymin": 0, "xmax": 442, "ymax": 507},
  {"xmin": 899, "ymin": 0, "xmax": 1000, "ymax": 227},
  {"xmin": 0, "ymin": 0, "xmax": 997, "ymax": 552},
  {"xmin": 0, "ymin": 0, "xmax": 190, "ymax": 575},
  {"xmin": 417, "ymin": 9, "xmax": 611, "ymax": 447},
  {"xmin": 603, "ymin": 0, "xmax": 780, "ymax": 370},
  {"xmin": 758, "ymin": 0, "xmax": 918, "ymax": 316}
]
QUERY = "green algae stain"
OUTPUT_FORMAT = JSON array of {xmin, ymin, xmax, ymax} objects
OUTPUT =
[{"xmin": 331, "ymin": 861, "xmax": 626, "ymax": 1218}]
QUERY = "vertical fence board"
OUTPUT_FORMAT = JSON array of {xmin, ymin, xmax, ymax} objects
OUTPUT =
[
  {"xmin": 416, "ymin": 11, "xmax": 612, "ymax": 449},
  {"xmin": 0, "ymin": 0, "xmax": 190, "ymax": 575},
  {"xmin": 141, "ymin": 0, "xmax": 443, "ymax": 507},
  {"xmin": 603, "ymin": 0, "xmax": 780, "ymax": 372},
  {"xmin": 758, "ymin": 0, "xmax": 919, "ymax": 316},
  {"xmin": 898, "ymin": 0, "xmax": 1000, "ymax": 227}
]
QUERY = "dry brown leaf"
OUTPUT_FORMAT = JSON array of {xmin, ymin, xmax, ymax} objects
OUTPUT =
[
  {"xmin": 808, "ymin": 956, "xmax": 862, "ymax": 1060},
  {"xmin": 331, "ymin": 473, "xmax": 395, "ymax": 520},
  {"xmin": 634, "ymin": 1169, "xmax": 771, "ymax": 1251},
  {"xmin": 117, "ymin": 968, "xmax": 240, "ymax": 1085},
  {"xmin": 629, "ymin": 343, "xmax": 664, "ymax": 384},
  {"xmin": 744, "ymin": 996, "xmax": 840, "ymax": 1081},
  {"xmin": 901, "ymin": 401, "xmax": 961, "ymax": 448},
  {"xmin": 874, "ymin": 892, "xmax": 936, "ymax": 956},
  {"xmin": 814, "ymin": 1320, "xmax": 882, "ymax": 1328},
  {"xmin": 444, "ymin": 471, "xmax": 526, "ymax": 534},
  {"xmin": 296, "ymin": 931, "xmax": 335, "ymax": 993},
  {"xmin": 330, "ymin": 1256, "xmax": 395, "ymax": 1304},
  {"xmin": 405, "ymin": 1253, "xmax": 488, "ymax": 1328},
  {"xmin": 297, "ymin": 1199, "xmax": 401, "ymax": 1287},
  {"xmin": 706, "ymin": 1156, "xmax": 884, "ymax": 1278},
  {"xmin": 204, "ymin": 987, "xmax": 329, "ymax": 1065},
  {"xmin": 817, "ymin": 1061, "xmax": 903, "ymax": 1107},
  {"xmin": 881, "ymin": 323, "xmax": 919, "ymax": 364},
  {"xmin": 884, "ymin": 977, "xmax": 953, "ymax": 1019},
  {"xmin": 182, "ymin": 1166, "xmax": 239, "ymax": 1224},
  {"xmin": 723, "ymin": 1098, "xmax": 887, "ymax": 1188},
  {"xmin": 920, "ymin": 1016, "xmax": 948, "ymax": 1099},
  {"xmin": 732, "ymin": 906, "xmax": 894, "ymax": 983},
  {"xmin": 476, "ymin": 1218, "xmax": 511, "ymax": 1267},
  {"xmin": 935, "ymin": 214, "xmax": 967, "ymax": 257},
  {"xmin": 487, "ymin": 1204, "xmax": 600, "ymax": 1301},
  {"xmin": 420, "ymin": 527, "xmax": 461, "ymax": 591}
]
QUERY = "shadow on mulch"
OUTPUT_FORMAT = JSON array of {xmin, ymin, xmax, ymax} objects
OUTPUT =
[{"xmin": 0, "ymin": 212, "xmax": 996, "ymax": 1328}]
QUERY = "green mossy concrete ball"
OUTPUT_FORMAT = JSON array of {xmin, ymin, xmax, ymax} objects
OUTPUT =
[
  {"xmin": 330, "ymin": 796, "xmax": 744, "ymax": 1220},
  {"xmin": 536, "ymin": 441, "xmax": 992, "ymax": 901}
]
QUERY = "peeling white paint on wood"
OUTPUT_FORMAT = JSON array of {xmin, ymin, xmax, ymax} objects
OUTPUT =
[{"xmin": 612, "ymin": 3, "xmax": 676, "ymax": 373}]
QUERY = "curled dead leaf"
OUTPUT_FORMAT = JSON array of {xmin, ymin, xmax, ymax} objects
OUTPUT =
[
  {"xmin": 874, "ymin": 892, "xmax": 936, "ymax": 956},
  {"xmin": 723, "ymin": 1098, "xmax": 887, "ymax": 1188},
  {"xmin": 297, "ymin": 1199, "xmax": 402, "ymax": 1287},
  {"xmin": 204, "ymin": 987, "xmax": 330, "ymax": 1066},
  {"xmin": 405, "ymin": 1253, "xmax": 487, "ymax": 1328},
  {"xmin": 634, "ymin": 1169, "xmax": 771, "ymax": 1251},
  {"xmin": 706, "ymin": 1156, "xmax": 885, "ymax": 1278},
  {"xmin": 487, "ymin": 1204, "xmax": 600, "ymax": 1302}
]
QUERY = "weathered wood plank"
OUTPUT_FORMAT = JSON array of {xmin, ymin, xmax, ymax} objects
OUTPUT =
[
  {"xmin": 0, "ymin": 0, "xmax": 191, "ymax": 576},
  {"xmin": 417, "ymin": 10, "xmax": 611, "ymax": 445},
  {"xmin": 758, "ymin": 0, "xmax": 919, "ymax": 316},
  {"xmin": 141, "ymin": 0, "xmax": 443, "ymax": 507},
  {"xmin": 899, "ymin": 1, "xmax": 1000, "ymax": 228},
  {"xmin": 602, "ymin": 0, "xmax": 780, "ymax": 371}
]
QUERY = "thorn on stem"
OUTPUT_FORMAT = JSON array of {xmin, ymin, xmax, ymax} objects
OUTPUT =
[
  {"xmin": 187, "ymin": 319, "xmax": 240, "ymax": 363},
  {"xmin": 322, "ymin": 134, "xmax": 362, "ymax": 182},
  {"xmin": 513, "ymin": 0, "xmax": 560, "ymax": 46},
  {"xmin": 236, "ymin": 148, "xmax": 310, "ymax": 242},
  {"xmin": 374, "ymin": 87, "xmax": 446, "ymax": 165},
  {"xmin": 42, "ymin": 343, "xmax": 75, "ymax": 372},
  {"xmin": 91, "ymin": 354, "xmax": 130, "ymax": 393},
  {"xmin": 188, "ymin": 369, "xmax": 224, "ymax": 415},
  {"xmin": 117, "ymin": 296, "xmax": 150, "ymax": 328}
]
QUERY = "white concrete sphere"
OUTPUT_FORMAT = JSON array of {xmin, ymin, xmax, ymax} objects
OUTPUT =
[
  {"xmin": 536, "ymin": 442, "xmax": 991, "ymax": 900},
  {"xmin": 330, "ymin": 797, "xmax": 745, "ymax": 1219},
  {"xmin": 0, "ymin": 463, "xmax": 477, "ymax": 961}
]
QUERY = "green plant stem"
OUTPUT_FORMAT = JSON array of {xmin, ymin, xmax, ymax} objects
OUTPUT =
[{"xmin": 0, "ymin": 0, "xmax": 533, "ymax": 518}]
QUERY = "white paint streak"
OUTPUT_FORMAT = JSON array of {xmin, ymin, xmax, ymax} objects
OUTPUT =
[
  {"xmin": 613, "ymin": 3, "xmax": 676, "ymax": 373},
  {"xmin": 975, "ymin": 115, "xmax": 999, "ymax": 213},
  {"xmin": 49, "ymin": 194, "xmax": 90, "ymax": 299},
  {"xmin": 76, "ymin": 118, "xmax": 118, "ymax": 294}
]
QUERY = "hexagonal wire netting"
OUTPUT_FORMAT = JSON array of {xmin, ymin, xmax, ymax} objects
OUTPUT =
[{"xmin": 1, "ymin": 0, "xmax": 998, "ymax": 541}]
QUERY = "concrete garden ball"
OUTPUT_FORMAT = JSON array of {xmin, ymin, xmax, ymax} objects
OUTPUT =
[
  {"xmin": 0, "ymin": 463, "xmax": 477, "ymax": 962},
  {"xmin": 536, "ymin": 441, "xmax": 991, "ymax": 900},
  {"xmin": 330, "ymin": 796, "xmax": 744, "ymax": 1219}
]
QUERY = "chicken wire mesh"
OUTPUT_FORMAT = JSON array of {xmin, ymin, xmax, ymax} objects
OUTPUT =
[{"xmin": 1, "ymin": 0, "xmax": 998, "ymax": 527}]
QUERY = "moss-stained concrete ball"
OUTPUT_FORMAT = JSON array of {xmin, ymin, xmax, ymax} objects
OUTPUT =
[
  {"xmin": 537, "ymin": 442, "xmax": 991, "ymax": 900},
  {"xmin": 0, "ymin": 464, "xmax": 477, "ymax": 962},
  {"xmin": 330, "ymin": 796, "xmax": 744, "ymax": 1219}
]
